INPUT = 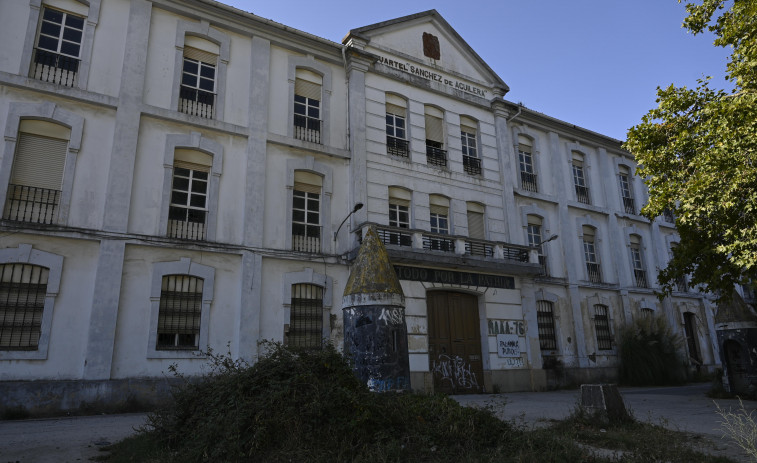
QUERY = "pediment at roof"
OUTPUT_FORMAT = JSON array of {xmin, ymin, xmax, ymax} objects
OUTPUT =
[{"xmin": 344, "ymin": 10, "xmax": 508, "ymax": 97}]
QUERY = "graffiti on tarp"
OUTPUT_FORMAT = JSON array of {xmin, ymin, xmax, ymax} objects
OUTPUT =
[
  {"xmin": 497, "ymin": 334, "xmax": 520, "ymax": 358},
  {"xmin": 368, "ymin": 376, "xmax": 410, "ymax": 392},
  {"xmin": 431, "ymin": 354, "xmax": 479, "ymax": 389}
]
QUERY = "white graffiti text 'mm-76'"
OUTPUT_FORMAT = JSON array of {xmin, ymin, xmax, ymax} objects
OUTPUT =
[{"xmin": 431, "ymin": 354, "xmax": 479, "ymax": 390}]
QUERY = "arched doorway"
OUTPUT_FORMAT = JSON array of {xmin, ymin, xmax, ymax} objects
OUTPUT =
[{"xmin": 427, "ymin": 291, "xmax": 484, "ymax": 394}]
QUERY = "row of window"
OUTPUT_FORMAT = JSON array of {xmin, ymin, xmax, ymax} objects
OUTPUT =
[{"xmin": 385, "ymin": 95, "xmax": 482, "ymax": 175}]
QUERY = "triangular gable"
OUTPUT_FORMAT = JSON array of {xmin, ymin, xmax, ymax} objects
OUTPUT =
[{"xmin": 344, "ymin": 10, "xmax": 509, "ymax": 97}]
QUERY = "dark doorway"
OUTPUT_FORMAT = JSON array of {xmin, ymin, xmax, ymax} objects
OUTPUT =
[
  {"xmin": 427, "ymin": 291, "xmax": 484, "ymax": 394},
  {"xmin": 724, "ymin": 340, "xmax": 748, "ymax": 393}
]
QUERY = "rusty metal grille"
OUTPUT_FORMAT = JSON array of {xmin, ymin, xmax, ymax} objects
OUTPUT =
[
  {"xmin": 289, "ymin": 284, "xmax": 323, "ymax": 349},
  {"xmin": 157, "ymin": 275, "xmax": 203, "ymax": 350},
  {"xmin": 593, "ymin": 304, "xmax": 612, "ymax": 350},
  {"xmin": 537, "ymin": 300, "xmax": 557, "ymax": 351},
  {"xmin": 0, "ymin": 264, "xmax": 49, "ymax": 350}
]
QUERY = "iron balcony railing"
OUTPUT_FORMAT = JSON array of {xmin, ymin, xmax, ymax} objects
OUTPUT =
[
  {"xmin": 386, "ymin": 136, "xmax": 409, "ymax": 158},
  {"xmin": 292, "ymin": 225, "xmax": 322, "ymax": 253},
  {"xmin": 586, "ymin": 262, "xmax": 602, "ymax": 284},
  {"xmin": 623, "ymin": 196, "xmax": 636, "ymax": 215},
  {"xmin": 520, "ymin": 171, "xmax": 538, "ymax": 192},
  {"xmin": 31, "ymin": 48, "xmax": 79, "ymax": 87},
  {"xmin": 425, "ymin": 145, "xmax": 447, "ymax": 167},
  {"xmin": 167, "ymin": 219, "xmax": 206, "ymax": 241},
  {"xmin": 634, "ymin": 269, "xmax": 648, "ymax": 288},
  {"xmin": 3, "ymin": 184, "xmax": 60, "ymax": 224},
  {"xmin": 293, "ymin": 115, "xmax": 322, "ymax": 144},
  {"xmin": 463, "ymin": 155, "xmax": 482, "ymax": 175},
  {"xmin": 575, "ymin": 185, "xmax": 591, "ymax": 205},
  {"xmin": 179, "ymin": 86, "xmax": 216, "ymax": 119},
  {"xmin": 373, "ymin": 224, "xmax": 531, "ymax": 264}
]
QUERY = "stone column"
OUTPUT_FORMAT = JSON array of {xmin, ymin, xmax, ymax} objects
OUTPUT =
[{"xmin": 342, "ymin": 227, "xmax": 410, "ymax": 392}]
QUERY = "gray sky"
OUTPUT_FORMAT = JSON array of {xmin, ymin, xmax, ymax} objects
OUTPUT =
[{"xmin": 222, "ymin": 0, "xmax": 732, "ymax": 141}]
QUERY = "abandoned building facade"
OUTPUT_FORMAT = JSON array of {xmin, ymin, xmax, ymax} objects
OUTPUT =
[{"xmin": 0, "ymin": 0, "xmax": 723, "ymax": 408}]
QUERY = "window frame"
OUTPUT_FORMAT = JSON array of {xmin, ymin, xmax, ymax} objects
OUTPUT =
[
  {"xmin": 285, "ymin": 158, "xmax": 333, "ymax": 254},
  {"xmin": 159, "ymin": 133, "xmax": 223, "ymax": 242},
  {"xmin": 282, "ymin": 268, "xmax": 333, "ymax": 347},
  {"xmin": 167, "ymin": 163, "xmax": 210, "ymax": 241},
  {"xmin": 582, "ymin": 225, "xmax": 602, "ymax": 283},
  {"xmin": 287, "ymin": 57, "xmax": 332, "ymax": 146},
  {"xmin": 0, "ymin": 244, "xmax": 63, "ymax": 360},
  {"xmin": 170, "ymin": 21, "xmax": 230, "ymax": 121},
  {"xmin": 536, "ymin": 300, "xmax": 558, "ymax": 351},
  {"xmin": 593, "ymin": 304, "xmax": 613, "ymax": 350},
  {"xmin": 147, "ymin": 258, "xmax": 215, "ymax": 359},
  {"xmin": 386, "ymin": 95, "xmax": 409, "ymax": 157},
  {"xmin": 21, "ymin": 0, "xmax": 100, "ymax": 90}
]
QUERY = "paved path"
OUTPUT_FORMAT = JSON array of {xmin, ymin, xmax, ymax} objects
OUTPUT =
[{"xmin": 1, "ymin": 384, "xmax": 755, "ymax": 462}]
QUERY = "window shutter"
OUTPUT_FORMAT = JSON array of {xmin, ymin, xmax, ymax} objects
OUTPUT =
[
  {"xmin": 388, "ymin": 186, "xmax": 412, "ymax": 202},
  {"xmin": 425, "ymin": 115, "xmax": 444, "ymax": 143},
  {"xmin": 460, "ymin": 115, "xmax": 477, "ymax": 134},
  {"xmin": 294, "ymin": 171, "xmax": 322, "ymax": 194},
  {"xmin": 11, "ymin": 133, "xmax": 67, "ymax": 190},
  {"xmin": 294, "ymin": 182, "xmax": 321, "ymax": 194},
  {"xmin": 184, "ymin": 46, "xmax": 217, "ymax": 65},
  {"xmin": 467, "ymin": 211, "xmax": 485, "ymax": 239},
  {"xmin": 174, "ymin": 160, "xmax": 210, "ymax": 173},
  {"xmin": 295, "ymin": 78, "xmax": 321, "ymax": 100},
  {"xmin": 429, "ymin": 205, "xmax": 448, "ymax": 215},
  {"xmin": 386, "ymin": 103, "xmax": 405, "ymax": 117}
]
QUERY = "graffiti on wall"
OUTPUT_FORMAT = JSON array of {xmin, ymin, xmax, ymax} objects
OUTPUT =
[
  {"xmin": 497, "ymin": 334, "xmax": 520, "ymax": 358},
  {"xmin": 488, "ymin": 319, "xmax": 525, "ymax": 336},
  {"xmin": 431, "ymin": 354, "xmax": 479, "ymax": 390}
]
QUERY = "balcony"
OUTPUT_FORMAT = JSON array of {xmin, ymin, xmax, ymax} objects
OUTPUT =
[
  {"xmin": 386, "ymin": 136, "xmax": 409, "ymax": 158},
  {"xmin": 292, "ymin": 225, "xmax": 322, "ymax": 253},
  {"xmin": 365, "ymin": 224, "xmax": 540, "ymax": 275},
  {"xmin": 586, "ymin": 262, "xmax": 602, "ymax": 284},
  {"xmin": 31, "ymin": 48, "xmax": 79, "ymax": 87},
  {"xmin": 294, "ymin": 115, "xmax": 322, "ymax": 144},
  {"xmin": 179, "ymin": 86, "xmax": 215, "ymax": 119},
  {"xmin": 520, "ymin": 171, "xmax": 538, "ymax": 192},
  {"xmin": 426, "ymin": 145, "xmax": 447, "ymax": 168},
  {"xmin": 3, "ymin": 184, "xmax": 59, "ymax": 224},
  {"xmin": 575, "ymin": 185, "xmax": 591, "ymax": 204},
  {"xmin": 463, "ymin": 155, "xmax": 482, "ymax": 175},
  {"xmin": 623, "ymin": 196, "xmax": 636, "ymax": 215},
  {"xmin": 634, "ymin": 269, "xmax": 648, "ymax": 288}
]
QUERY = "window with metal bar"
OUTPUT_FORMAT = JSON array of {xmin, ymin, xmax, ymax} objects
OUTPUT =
[
  {"xmin": 168, "ymin": 164, "xmax": 208, "ymax": 240},
  {"xmin": 179, "ymin": 48, "xmax": 217, "ymax": 118},
  {"xmin": 0, "ymin": 264, "xmax": 49, "ymax": 350},
  {"xmin": 573, "ymin": 161, "xmax": 590, "ymax": 204},
  {"xmin": 537, "ymin": 300, "xmax": 557, "ymax": 351},
  {"xmin": 294, "ymin": 73, "xmax": 322, "ymax": 144},
  {"xmin": 388, "ymin": 202, "xmax": 412, "ymax": 246},
  {"xmin": 31, "ymin": 7, "xmax": 83, "ymax": 87},
  {"xmin": 386, "ymin": 112, "xmax": 408, "ymax": 157},
  {"xmin": 289, "ymin": 284, "xmax": 324, "ymax": 349},
  {"xmin": 593, "ymin": 304, "xmax": 612, "ymax": 350},
  {"xmin": 461, "ymin": 128, "xmax": 481, "ymax": 175},
  {"xmin": 629, "ymin": 235, "xmax": 647, "ymax": 288},
  {"xmin": 519, "ymin": 145, "xmax": 537, "ymax": 192},
  {"xmin": 527, "ymin": 218, "xmax": 548, "ymax": 276},
  {"xmin": 292, "ymin": 189, "xmax": 321, "ymax": 252},
  {"xmin": 583, "ymin": 227, "xmax": 601, "ymax": 283},
  {"xmin": 156, "ymin": 275, "xmax": 203, "ymax": 350},
  {"xmin": 618, "ymin": 166, "xmax": 635, "ymax": 214},
  {"xmin": 425, "ymin": 108, "xmax": 446, "ymax": 167},
  {"xmin": 4, "ymin": 130, "xmax": 67, "ymax": 224}
]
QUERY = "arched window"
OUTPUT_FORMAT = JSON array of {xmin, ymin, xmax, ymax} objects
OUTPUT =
[
  {"xmin": 582, "ymin": 226, "xmax": 601, "ymax": 283},
  {"xmin": 387, "ymin": 187, "xmax": 412, "ymax": 247},
  {"xmin": 292, "ymin": 171, "xmax": 323, "ymax": 253},
  {"xmin": 518, "ymin": 135, "xmax": 537, "ymax": 192},
  {"xmin": 294, "ymin": 69, "xmax": 323, "ymax": 144},
  {"xmin": 629, "ymin": 234, "xmax": 647, "ymax": 288},
  {"xmin": 460, "ymin": 116, "xmax": 480, "ymax": 175},
  {"xmin": 572, "ymin": 152, "xmax": 590, "ymax": 204},
  {"xmin": 424, "ymin": 106, "xmax": 446, "ymax": 167},
  {"xmin": 386, "ymin": 94, "xmax": 408, "ymax": 157},
  {"xmin": 618, "ymin": 165, "xmax": 635, "ymax": 214}
]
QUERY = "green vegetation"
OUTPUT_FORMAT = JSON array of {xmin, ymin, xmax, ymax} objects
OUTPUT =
[
  {"xmin": 624, "ymin": 0, "xmax": 757, "ymax": 299},
  {"xmin": 97, "ymin": 343, "xmax": 738, "ymax": 462},
  {"xmin": 617, "ymin": 315, "xmax": 687, "ymax": 386}
]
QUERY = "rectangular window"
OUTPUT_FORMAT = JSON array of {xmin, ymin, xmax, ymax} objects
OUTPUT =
[
  {"xmin": 4, "ymin": 132, "xmax": 67, "ymax": 224},
  {"xmin": 537, "ymin": 300, "xmax": 557, "ymax": 351},
  {"xmin": 294, "ymin": 76, "xmax": 322, "ymax": 144},
  {"xmin": 683, "ymin": 312, "xmax": 701, "ymax": 363},
  {"xmin": 425, "ymin": 109, "xmax": 446, "ymax": 167},
  {"xmin": 573, "ymin": 162, "xmax": 590, "ymax": 204},
  {"xmin": 386, "ymin": 109, "xmax": 408, "ymax": 157},
  {"xmin": 528, "ymin": 222, "xmax": 548, "ymax": 276},
  {"xmin": 619, "ymin": 167, "xmax": 635, "ymax": 214},
  {"xmin": 583, "ymin": 228, "xmax": 601, "ymax": 283},
  {"xmin": 389, "ymin": 202, "xmax": 409, "ymax": 229},
  {"xmin": 0, "ymin": 264, "xmax": 49, "ymax": 350},
  {"xmin": 31, "ymin": 7, "xmax": 83, "ymax": 87},
  {"xmin": 430, "ymin": 211, "xmax": 448, "ymax": 235},
  {"xmin": 156, "ymin": 275, "xmax": 203, "ymax": 350},
  {"xmin": 461, "ymin": 128, "xmax": 481, "ymax": 175},
  {"xmin": 630, "ymin": 236, "xmax": 647, "ymax": 288},
  {"xmin": 593, "ymin": 304, "xmax": 612, "ymax": 350},
  {"xmin": 292, "ymin": 188, "xmax": 321, "ymax": 253},
  {"xmin": 168, "ymin": 163, "xmax": 208, "ymax": 240},
  {"xmin": 179, "ymin": 47, "xmax": 217, "ymax": 119},
  {"xmin": 289, "ymin": 284, "xmax": 324, "ymax": 349},
  {"xmin": 519, "ymin": 145, "xmax": 537, "ymax": 192}
]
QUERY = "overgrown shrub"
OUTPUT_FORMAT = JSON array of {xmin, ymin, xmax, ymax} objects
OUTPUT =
[
  {"xmin": 618, "ymin": 315, "xmax": 687, "ymax": 386},
  {"xmin": 144, "ymin": 343, "xmax": 563, "ymax": 462}
]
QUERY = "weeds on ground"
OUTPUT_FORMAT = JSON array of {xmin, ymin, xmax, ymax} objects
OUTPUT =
[
  {"xmin": 551, "ymin": 405, "xmax": 736, "ymax": 462},
  {"xmin": 617, "ymin": 315, "xmax": 687, "ymax": 386},
  {"xmin": 716, "ymin": 398, "xmax": 757, "ymax": 461}
]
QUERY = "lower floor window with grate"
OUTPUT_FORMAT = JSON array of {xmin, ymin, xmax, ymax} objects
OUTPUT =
[
  {"xmin": 289, "ymin": 284, "xmax": 324, "ymax": 349},
  {"xmin": 593, "ymin": 304, "xmax": 613, "ymax": 350},
  {"xmin": 0, "ymin": 264, "xmax": 49, "ymax": 350},
  {"xmin": 156, "ymin": 275, "xmax": 203, "ymax": 350},
  {"xmin": 536, "ymin": 300, "xmax": 557, "ymax": 351}
]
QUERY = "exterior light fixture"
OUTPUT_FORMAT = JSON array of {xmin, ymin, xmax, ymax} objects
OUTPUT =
[{"xmin": 334, "ymin": 202, "xmax": 364, "ymax": 240}]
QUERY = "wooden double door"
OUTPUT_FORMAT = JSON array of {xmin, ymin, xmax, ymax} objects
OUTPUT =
[{"xmin": 427, "ymin": 291, "xmax": 484, "ymax": 394}]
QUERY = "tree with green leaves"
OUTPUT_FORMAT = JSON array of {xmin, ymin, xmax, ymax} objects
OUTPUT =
[{"xmin": 624, "ymin": 0, "xmax": 757, "ymax": 299}]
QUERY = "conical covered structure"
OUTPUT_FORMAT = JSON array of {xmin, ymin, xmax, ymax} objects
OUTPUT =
[{"xmin": 343, "ymin": 227, "xmax": 410, "ymax": 392}]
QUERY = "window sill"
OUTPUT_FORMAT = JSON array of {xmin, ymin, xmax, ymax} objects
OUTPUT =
[{"xmin": 268, "ymin": 132, "xmax": 350, "ymax": 159}]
